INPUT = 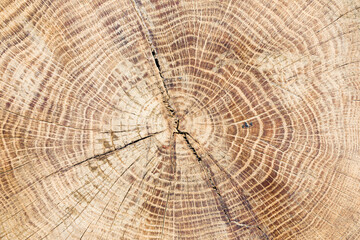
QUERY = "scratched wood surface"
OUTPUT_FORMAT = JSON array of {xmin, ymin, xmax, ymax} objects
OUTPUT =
[{"xmin": 1, "ymin": 0, "xmax": 360, "ymax": 239}]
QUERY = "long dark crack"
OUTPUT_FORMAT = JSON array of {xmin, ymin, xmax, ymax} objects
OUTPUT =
[
  {"xmin": 197, "ymin": 142, "xmax": 271, "ymax": 238},
  {"xmin": 151, "ymin": 49, "xmax": 172, "ymax": 103},
  {"xmin": 176, "ymin": 121, "xmax": 270, "ymax": 238},
  {"xmin": 149, "ymin": 36, "xmax": 237, "ymax": 225},
  {"xmin": 132, "ymin": 2, "xmax": 268, "ymax": 234},
  {"xmin": 73, "ymin": 131, "xmax": 163, "ymax": 168},
  {"xmin": 150, "ymin": 48, "xmax": 270, "ymax": 239},
  {"xmin": 130, "ymin": 0, "xmax": 172, "ymax": 106},
  {"xmin": 152, "ymin": 50, "xmax": 162, "ymax": 74},
  {"xmin": 174, "ymin": 123, "xmax": 232, "ymax": 222},
  {"xmin": 44, "ymin": 131, "xmax": 164, "ymax": 180}
]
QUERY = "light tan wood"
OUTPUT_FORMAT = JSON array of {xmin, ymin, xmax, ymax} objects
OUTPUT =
[{"xmin": 1, "ymin": 0, "xmax": 360, "ymax": 239}]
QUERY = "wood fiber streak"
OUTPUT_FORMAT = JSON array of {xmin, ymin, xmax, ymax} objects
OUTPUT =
[{"xmin": 0, "ymin": 0, "xmax": 360, "ymax": 239}]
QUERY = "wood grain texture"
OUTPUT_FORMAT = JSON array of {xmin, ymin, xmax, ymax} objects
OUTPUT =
[{"xmin": 1, "ymin": 0, "xmax": 360, "ymax": 239}]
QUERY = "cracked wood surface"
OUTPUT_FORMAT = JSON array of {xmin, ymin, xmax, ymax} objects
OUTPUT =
[{"xmin": 1, "ymin": 0, "xmax": 360, "ymax": 239}]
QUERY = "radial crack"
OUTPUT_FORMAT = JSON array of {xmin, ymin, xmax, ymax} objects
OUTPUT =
[
  {"xmin": 44, "ymin": 131, "xmax": 164, "ymax": 180},
  {"xmin": 151, "ymin": 49, "xmax": 171, "ymax": 100},
  {"xmin": 72, "ymin": 131, "xmax": 164, "ymax": 168},
  {"xmin": 175, "ymin": 125, "xmax": 232, "ymax": 222},
  {"xmin": 152, "ymin": 50, "xmax": 162, "ymax": 73},
  {"xmin": 178, "ymin": 127, "xmax": 271, "ymax": 239},
  {"xmin": 130, "ymin": 1, "xmax": 242, "ymax": 227},
  {"xmin": 130, "ymin": 0, "xmax": 171, "ymax": 102},
  {"xmin": 150, "ymin": 45, "xmax": 269, "ymax": 237},
  {"xmin": 201, "ymin": 144, "xmax": 271, "ymax": 239}
]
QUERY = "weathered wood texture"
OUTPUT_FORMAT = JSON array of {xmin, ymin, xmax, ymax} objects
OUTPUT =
[{"xmin": 1, "ymin": 0, "xmax": 360, "ymax": 239}]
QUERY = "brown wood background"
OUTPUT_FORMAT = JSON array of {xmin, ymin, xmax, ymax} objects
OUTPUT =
[{"xmin": 1, "ymin": 0, "xmax": 360, "ymax": 239}]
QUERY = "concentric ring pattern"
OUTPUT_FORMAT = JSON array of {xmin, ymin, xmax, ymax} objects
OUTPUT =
[{"xmin": 1, "ymin": 0, "xmax": 360, "ymax": 239}]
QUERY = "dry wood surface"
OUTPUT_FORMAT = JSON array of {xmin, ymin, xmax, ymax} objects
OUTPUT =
[{"xmin": 1, "ymin": 0, "xmax": 360, "ymax": 239}]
